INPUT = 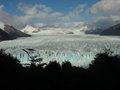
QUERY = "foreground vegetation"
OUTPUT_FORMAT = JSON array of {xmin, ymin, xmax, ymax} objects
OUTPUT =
[{"xmin": 0, "ymin": 49, "xmax": 120, "ymax": 90}]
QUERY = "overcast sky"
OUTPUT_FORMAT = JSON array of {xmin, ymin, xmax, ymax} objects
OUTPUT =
[{"xmin": 0, "ymin": 0, "xmax": 120, "ymax": 29}]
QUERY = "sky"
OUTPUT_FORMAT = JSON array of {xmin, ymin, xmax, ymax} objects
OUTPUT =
[{"xmin": 0, "ymin": 0, "xmax": 120, "ymax": 29}]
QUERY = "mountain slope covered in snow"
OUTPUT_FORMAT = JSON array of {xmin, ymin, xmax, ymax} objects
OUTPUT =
[
  {"xmin": 21, "ymin": 23, "xmax": 90, "ymax": 35},
  {"xmin": 0, "ymin": 22, "xmax": 31, "ymax": 41},
  {"xmin": 3, "ymin": 25, "xmax": 31, "ymax": 39},
  {"xmin": 21, "ymin": 25, "xmax": 40, "ymax": 34}
]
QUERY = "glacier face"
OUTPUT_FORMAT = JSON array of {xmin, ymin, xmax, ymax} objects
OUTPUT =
[{"xmin": 0, "ymin": 34, "xmax": 120, "ymax": 68}]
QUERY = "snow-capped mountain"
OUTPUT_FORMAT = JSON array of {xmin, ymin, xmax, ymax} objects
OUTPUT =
[
  {"xmin": 0, "ymin": 21, "xmax": 31, "ymax": 40},
  {"xmin": 3, "ymin": 25, "xmax": 31, "ymax": 39},
  {"xmin": 21, "ymin": 25, "xmax": 40, "ymax": 34},
  {"xmin": 37, "ymin": 26, "xmax": 89, "ymax": 35},
  {"xmin": 21, "ymin": 22, "xmax": 90, "ymax": 35},
  {"xmin": 0, "ymin": 22, "xmax": 11, "ymax": 41}
]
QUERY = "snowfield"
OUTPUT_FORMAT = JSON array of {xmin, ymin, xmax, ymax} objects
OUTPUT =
[{"xmin": 0, "ymin": 34, "xmax": 120, "ymax": 68}]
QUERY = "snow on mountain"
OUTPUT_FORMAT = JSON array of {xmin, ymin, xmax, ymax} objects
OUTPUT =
[
  {"xmin": 21, "ymin": 25, "xmax": 40, "ymax": 34},
  {"xmin": 21, "ymin": 22, "xmax": 90, "ymax": 35},
  {"xmin": 3, "ymin": 25, "xmax": 31, "ymax": 38},
  {"xmin": 40, "ymin": 23, "xmax": 90, "ymax": 35},
  {"xmin": 37, "ymin": 27, "xmax": 89, "ymax": 35},
  {"xmin": 0, "ymin": 21, "xmax": 31, "ymax": 40}
]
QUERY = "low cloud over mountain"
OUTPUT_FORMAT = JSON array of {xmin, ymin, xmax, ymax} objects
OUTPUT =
[
  {"xmin": 0, "ymin": 0, "xmax": 120, "ymax": 30},
  {"xmin": 101, "ymin": 24, "xmax": 120, "ymax": 35},
  {"xmin": 21, "ymin": 22, "xmax": 89, "ymax": 35}
]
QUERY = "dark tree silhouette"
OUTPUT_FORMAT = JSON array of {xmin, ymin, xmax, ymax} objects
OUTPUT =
[{"xmin": 0, "ymin": 49, "xmax": 120, "ymax": 90}]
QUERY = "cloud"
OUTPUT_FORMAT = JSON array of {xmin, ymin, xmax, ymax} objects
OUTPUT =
[
  {"xmin": 0, "ymin": 5, "xmax": 4, "ymax": 9},
  {"xmin": 0, "ymin": 3, "xmax": 63, "ymax": 29},
  {"xmin": 0, "ymin": 4, "xmax": 34, "ymax": 29},
  {"xmin": 53, "ymin": 22, "xmax": 85, "ymax": 29},
  {"xmin": 88, "ymin": 0, "xmax": 120, "ymax": 29},
  {"xmin": 0, "ymin": 3, "xmax": 87, "ymax": 29},
  {"xmin": 0, "ymin": 7, "xmax": 32, "ymax": 29},
  {"xmin": 18, "ymin": 3, "xmax": 63, "ymax": 21},
  {"xmin": 18, "ymin": 3, "xmax": 52, "ymax": 15},
  {"xmin": 0, "ymin": 5, "xmax": 14, "ymax": 24},
  {"xmin": 90, "ymin": 16, "xmax": 120, "ymax": 29},
  {"xmin": 34, "ymin": 23, "xmax": 47, "ymax": 27},
  {"xmin": 90, "ymin": 0, "xmax": 120, "ymax": 16},
  {"xmin": 35, "ymin": 22, "xmax": 86, "ymax": 29},
  {"xmin": 1, "ymin": 1, "xmax": 120, "ymax": 30},
  {"xmin": 60, "ymin": 4, "xmax": 86, "ymax": 21}
]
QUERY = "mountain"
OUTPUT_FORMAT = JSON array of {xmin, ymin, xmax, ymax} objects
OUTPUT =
[
  {"xmin": 31, "ymin": 27, "xmax": 88, "ymax": 35},
  {"xmin": 21, "ymin": 25, "xmax": 40, "ymax": 34},
  {"xmin": 0, "ymin": 28, "xmax": 12, "ymax": 41},
  {"xmin": 21, "ymin": 23, "xmax": 89, "ymax": 35},
  {"xmin": 3, "ymin": 25, "xmax": 31, "ymax": 39},
  {"xmin": 0, "ymin": 21, "xmax": 31, "ymax": 41},
  {"xmin": 85, "ymin": 28, "xmax": 104, "ymax": 34},
  {"xmin": 101, "ymin": 24, "xmax": 120, "ymax": 35}
]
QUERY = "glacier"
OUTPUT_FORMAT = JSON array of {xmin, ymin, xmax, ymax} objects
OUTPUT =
[{"xmin": 0, "ymin": 34, "xmax": 120, "ymax": 68}]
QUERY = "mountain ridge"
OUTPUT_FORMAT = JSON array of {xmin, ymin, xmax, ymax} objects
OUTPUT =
[
  {"xmin": 101, "ymin": 24, "xmax": 120, "ymax": 35},
  {"xmin": 21, "ymin": 24, "xmax": 89, "ymax": 35},
  {"xmin": 0, "ymin": 28, "xmax": 12, "ymax": 41},
  {"xmin": 3, "ymin": 25, "xmax": 31, "ymax": 39},
  {"xmin": 0, "ymin": 22, "xmax": 31, "ymax": 41}
]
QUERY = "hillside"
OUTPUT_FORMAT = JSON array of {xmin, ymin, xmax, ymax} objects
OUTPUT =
[
  {"xmin": 0, "ymin": 22, "xmax": 31, "ymax": 41},
  {"xmin": 0, "ymin": 28, "xmax": 12, "ymax": 41},
  {"xmin": 4, "ymin": 25, "xmax": 31, "ymax": 39},
  {"xmin": 85, "ymin": 28, "xmax": 104, "ymax": 34},
  {"xmin": 21, "ymin": 25, "xmax": 40, "ymax": 34},
  {"xmin": 101, "ymin": 24, "xmax": 120, "ymax": 35}
]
